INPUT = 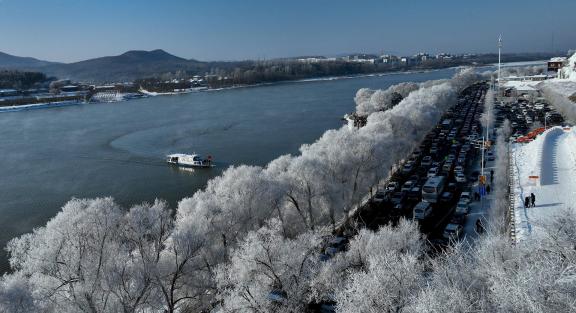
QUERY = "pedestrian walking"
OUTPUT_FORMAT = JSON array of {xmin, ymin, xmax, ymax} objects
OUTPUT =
[
  {"xmin": 475, "ymin": 192, "xmax": 480, "ymax": 201},
  {"xmin": 486, "ymin": 184, "xmax": 491, "ymax": 194},
  {"xmin": 476, "ymin": 218, "xmax": 484, "ymax": 233},
  {"xmin": 531, "ymin": 192, "xmax": 536, "ymax": 207},
  {"xmin": 524, "ymin": 196, "xmax": 530, "ymax": 208},
  {"xmin": 490, "ymin": 169, "xmax": 494, "ymax": 183}
]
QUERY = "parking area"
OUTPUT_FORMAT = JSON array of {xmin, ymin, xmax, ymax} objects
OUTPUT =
[{"xmin": 496, "ymin": 96, "xmax": 564, "ymax": 141}]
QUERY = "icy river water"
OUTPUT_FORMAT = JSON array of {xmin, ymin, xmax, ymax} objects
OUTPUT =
[{"xmin": 0, "ymin": 67, "xmax": 467, "ymax": 271}]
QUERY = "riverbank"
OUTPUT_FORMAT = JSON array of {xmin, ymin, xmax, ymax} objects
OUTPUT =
[
  {"xmin": 0, "ymin": 60, "xmax": 545, "ymax": 113},
  {"xmin": 0, "ymin": 100, "xmax": 84, "ymax": 112}
]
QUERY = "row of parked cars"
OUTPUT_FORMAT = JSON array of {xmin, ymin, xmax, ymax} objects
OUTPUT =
[{"xmin": 369, "ymin": 83, "xmax": 488, "ymax": 243}]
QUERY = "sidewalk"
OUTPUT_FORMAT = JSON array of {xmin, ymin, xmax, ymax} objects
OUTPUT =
[{"xmin": 463, "ymin": 152, "xmax": 496, "ymax": 241}]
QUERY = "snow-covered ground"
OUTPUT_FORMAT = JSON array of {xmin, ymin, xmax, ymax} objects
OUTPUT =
[{"xmin": 511, "ymin": 126, "xmax": 576, "ymax": 240}]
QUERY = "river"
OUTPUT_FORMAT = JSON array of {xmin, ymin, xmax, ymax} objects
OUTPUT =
[{"xmin": 0, "ymin": 67, "xmax": 478, "ymax": 271}]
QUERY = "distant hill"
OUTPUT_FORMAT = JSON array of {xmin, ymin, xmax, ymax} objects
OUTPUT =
[
  {"xmin": 42, "ymin": 49, "xmax": 211, "ymax": 82},
  {"xmin": 0, "ymin": 51, "xmax": 60, "ymax": 70},
  {"xmin": 0, "ymin": 49, "xmax": 215, "ymax": 83}
]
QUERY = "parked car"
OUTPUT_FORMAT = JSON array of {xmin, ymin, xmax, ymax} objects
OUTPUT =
[
  {"xmin": 443, "ymin": 223, "xmax": 463, "ymax": 240},
  {"xmin": 386, "ymin": 181, "xmax": 399, "ymax": 192},
  {"xmin": 427, "ymin": 167, "xmax": 439, "ymax": 178},
  {"xmin": 455, "ymin": 200, "xmax": 469, "ymax": 215},
  {"xmin": 390, "ymin": 192, "xmax": 406, "ymax": 205},
  {"xmin": 407, "ymin": 186, "xmax": 422, "ymax": 201},
  {"xmin": 455, "ymin": 172, "xmax": 467, "ymax": 183},
  {"xmin": 457, "ymin": 155, "xmax": 466, "ymax": 165},
  {"xmin": 440, "ymin": 191, "xmax": 454, "ymax": 204},
  {"xmin": 421, "ymin": 156, "xmax": 433, "ymax": 167},
  {"xmin": 442, "ymin": 161, "xmax": 454, "ymax": 174},
  {"xmin": 372, "ymin": 191, "xmax": 388, "ymax": 204},
  {"xmin": 413, "ymin": 201, "xmax": 433, "ymax": 220},
  {"xmin": 401, "ymin": 181, "xmax": 415, "ymax": 192},
  {"xmin": 402, "ymin": 162, "xmax": 415, "ymax": 174},
  {"xmin": 460, "ymin": 192, "xmax": 472, "ymax": 204}
]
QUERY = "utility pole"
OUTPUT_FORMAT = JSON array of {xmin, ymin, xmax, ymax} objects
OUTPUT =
[{"xmin": 498, "ymin": 34, "xmax": 502, "ymax": 93}]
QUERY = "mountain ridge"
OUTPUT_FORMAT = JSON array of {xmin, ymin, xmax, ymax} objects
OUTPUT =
[{"xmin": 0, "ymin": 49, "xmax": 208, "ymax": 82}]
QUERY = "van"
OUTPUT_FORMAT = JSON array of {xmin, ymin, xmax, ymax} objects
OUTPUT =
[
  {"xmin": 422, "ymin": 176, "xmax": 446, "ymax": 203},
  {"xmin": 413, "ymin": 201, "xmax": 432, "ymax": 220}
]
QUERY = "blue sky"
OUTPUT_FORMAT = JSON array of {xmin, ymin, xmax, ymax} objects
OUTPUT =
[{"xmin": 0, "ymin": 0, "xmax": 574, "ymax": 62}]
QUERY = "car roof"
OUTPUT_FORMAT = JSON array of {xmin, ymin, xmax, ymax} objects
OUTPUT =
[{"xmin": 445, "ymin": 224, "xmax": 460, "ymax": 230}]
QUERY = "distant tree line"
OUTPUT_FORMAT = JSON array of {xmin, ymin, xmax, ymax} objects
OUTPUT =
[
  {"xmin": 135, "ymin": 53, "xmax": 554, "ymax": 90},
  {"xmin": 0, "ymin": 70, "xmax": 51, "ymax": 89},
  {"xmin": 134, "ymin": 77, "xmax": 198, "ymax": 93}
]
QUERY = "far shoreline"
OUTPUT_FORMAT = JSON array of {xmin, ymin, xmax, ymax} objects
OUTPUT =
[{"xmin": 0, "ymin": 59, "xmax": 547, "ymax": 113}]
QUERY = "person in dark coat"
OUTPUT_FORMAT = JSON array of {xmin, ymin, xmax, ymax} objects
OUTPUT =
[
  {"xmin": 524, "ymin": 196, "xmax": 530, "ymax": 208},
  {"xmin": 490, "ymin": 169, "xmax": 494, "ymax": 183},
  {"xmin": 531, "ymin": 193, "xmax": 536, "ymax": 207},
  {"xmin": 476, "ymin": 218, "xmax": 484, "ymax": 233},
  {"xmin": 486, "ymin": 184, "xmax": 491, "ymax": 194}
]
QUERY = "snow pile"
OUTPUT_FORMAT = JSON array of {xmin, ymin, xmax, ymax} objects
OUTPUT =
[{"xmin": 511, "ymin": 126, "xmax": 576, "ymax": 240}]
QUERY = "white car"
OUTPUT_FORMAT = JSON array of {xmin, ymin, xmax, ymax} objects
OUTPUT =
[
  {"xmin": 460, "ymin": 192, "xmax": 472, "ymax": 204},
  {"xmin": 455, "ymin": 172, "xmax": 467, "ymax": 183},
  {"xmin": 427, "ymin": 167, "xmax": 439, "ymax": 178},
  {"xmin": 386, "ymin": 181, "xmax": 399, "ymax": 192},
  {"xmin": 455, "ymin": 200, "xmax": 469, "ymax": 215},
  {"xmin": 402, "ymin": 162, "xmax": 414, "ymax": 174},
  {"xmin": 401, "ymin": 180, "xmax": 416, "ymax": 192},
  {"xmin": 454, "ymin": 165, "xmax": 464, "ymax": 173},
  {"xmin": 421, "ymin": 156, "xmax": 433, "ymax": 167}
]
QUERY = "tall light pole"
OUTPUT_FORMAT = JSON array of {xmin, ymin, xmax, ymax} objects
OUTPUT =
[{"xmin": 498, "ymin": 34, "xmax": 502, "ymax": 92}]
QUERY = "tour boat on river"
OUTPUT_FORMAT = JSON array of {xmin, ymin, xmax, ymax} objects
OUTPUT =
[{"xmin": 166, "ymin": 153, "xmax": 213, "ymax": 168}]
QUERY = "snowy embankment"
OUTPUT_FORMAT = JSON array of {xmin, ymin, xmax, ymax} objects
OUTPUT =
[
  {"xmin": 512, "ymin": 126, "xmax": 576, "ymax": 240},
  {"xmin": 0, "ymin": 100, "xmax": 81, "ymax": 112}
]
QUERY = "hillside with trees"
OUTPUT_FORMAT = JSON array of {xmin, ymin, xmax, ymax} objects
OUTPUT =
[{"xmin": 0, "ymin": 70, "xmax": 51, "ymax": 89}]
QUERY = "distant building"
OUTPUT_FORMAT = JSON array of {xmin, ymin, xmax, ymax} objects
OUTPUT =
[
  {"xmin": 400, "ymin": 57, "xmax": 416, "ymax": 65},
  {"xmin": 297, "ymin": 57, "xmax": 336, "ymax": 63},
  {"xmin": 547, "ymin": 57, "xmax": 567, "ymax": 73},
  {"xmin": 380, "ymin": 55, "xmax": 399, "ymax": 65},
  {"xmin": 435, "ymin": 53, "xmax": 453, "ymax": 60},
  {"xmin": 414, "ymin": 52, "xmax": 429, "ymax": 62}
]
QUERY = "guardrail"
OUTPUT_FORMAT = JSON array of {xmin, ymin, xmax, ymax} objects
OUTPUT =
[{"xmin": 507, "ymin": 145, "xmax": 517, "ymax": 243}]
